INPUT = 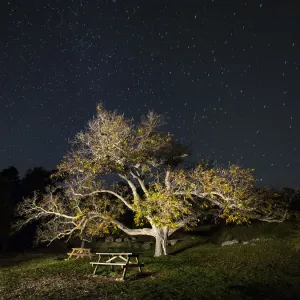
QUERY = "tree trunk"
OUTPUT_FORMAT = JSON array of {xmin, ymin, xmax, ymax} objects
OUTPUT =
[
  {"xmin": 153, "ymin": 227, "xmax": 168, "ymax": 257},
  {"xmin": 111, "ymin": 219, "xmax": 170, "ymax": 257},
  {"xmin": 80, "ymin": 239, "xmax": 85, "ymax": 248}
]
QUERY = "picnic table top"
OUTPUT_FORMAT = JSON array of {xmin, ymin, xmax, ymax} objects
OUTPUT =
[
  {"xmin": 95, "ymin": 252, "xmax": 141, "ymax": 256},
  {"xmin": 71, "ymin": 248, "xmax": 91, "ymax": 250}
]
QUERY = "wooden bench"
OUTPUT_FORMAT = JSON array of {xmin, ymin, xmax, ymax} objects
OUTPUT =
[
  {"xmin": 90, "ymin": 252, "xmax": 144, "ymax": 280},
  {"xmin": 66, "ymin": 248, "xmax": 92, "ymax": 260}
]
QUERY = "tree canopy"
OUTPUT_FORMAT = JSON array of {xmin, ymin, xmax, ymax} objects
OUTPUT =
[{"xmin": 13, "ymin": 105, "xmax": 289, "ymax": 256}]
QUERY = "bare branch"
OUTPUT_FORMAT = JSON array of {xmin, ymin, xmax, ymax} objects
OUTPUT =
[
  {"xmin": 258, "ymin": 211, "xmax": 288, "ymax": 223},
  {"xmin": 118, "ymin": 173, "xmax": 140, "ymax": 201},
  {"xmin": 165, "ymin": 169, "xmax": 171, "ymax": 191},
  {"xmin": 130, "ymin": 170, "xmax": 150, "ymax": 198},
  {"xmin": 71, "ymin": 189, "xmax": 134, "ymax": 211}
]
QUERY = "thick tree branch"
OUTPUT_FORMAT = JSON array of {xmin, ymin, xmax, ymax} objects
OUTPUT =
[
  {"xmin": 168, "ymin": 216, "xmax": 197, "ymax": 237},
  {"xmin": 109, "ymin": 219, "xmax": 153, "ymax": 236}
]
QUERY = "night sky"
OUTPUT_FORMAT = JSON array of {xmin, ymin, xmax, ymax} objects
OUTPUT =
[{"xmin": 1, "ymin": 0, "xmax": 300, "ymax": 188}]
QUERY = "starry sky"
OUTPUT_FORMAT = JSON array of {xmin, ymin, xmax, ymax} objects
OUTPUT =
[{"xmin": 1, "ymin": 0, "xmax": 300, "ymax": 188}]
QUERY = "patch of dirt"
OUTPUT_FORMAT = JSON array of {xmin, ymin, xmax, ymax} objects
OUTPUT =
[{"xmin": 2, "ymin": 274, "xmax": 114, "ymax": 300}]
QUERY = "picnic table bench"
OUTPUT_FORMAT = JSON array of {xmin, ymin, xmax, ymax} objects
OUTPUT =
[
  {"xmin": 90, "ymin": 252, "xmax": 144, "ymax": 280},
  {"xmin": 67, "ymin": 248, "xmax": 92, "ymax": 260}
]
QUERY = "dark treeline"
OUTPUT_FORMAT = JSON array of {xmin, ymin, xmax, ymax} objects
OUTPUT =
[
  {"xmin": 0, "ymin": 166, "xmax": 52, "ymax": 253},
  {"xmin": 1, "ymin": 165, "xmax": 300, "ymax": 254}
]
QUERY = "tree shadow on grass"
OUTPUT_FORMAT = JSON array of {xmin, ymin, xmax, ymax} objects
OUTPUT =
[
  {"xmin": 91, "ymin": 268, "xmax": 159, "ymax": 281},
  {"xmin": 168, "ymin": 238, "xmax": 207, "ymax": 256},
  {"xmin": 127, "ymin": 270, "xmax": 160, "ymax": 280}
]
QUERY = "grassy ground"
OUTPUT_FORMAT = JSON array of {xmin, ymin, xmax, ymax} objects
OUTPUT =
[{"xmin": 1, "ymin": 237, "xmax": 300, "ymax": 300}]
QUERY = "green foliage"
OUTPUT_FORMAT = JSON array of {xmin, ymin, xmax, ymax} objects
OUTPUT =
[
  {"xmin": 186, "ymin": 165, "xmax": 289, "ymax": 224},
  {"xmin": 133, "ymin": 183, "xmax": 192, "ymax": 229}
]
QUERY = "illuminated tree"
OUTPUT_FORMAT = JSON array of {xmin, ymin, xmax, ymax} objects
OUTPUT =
[{"xmin": 13, "ymin": 105, "xmax": 288, "ymax": 256}]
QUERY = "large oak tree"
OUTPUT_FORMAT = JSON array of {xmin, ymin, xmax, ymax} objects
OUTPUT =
[{"xmin": 14, "ymin": 105, "xmax": 288, "ymax": 256}]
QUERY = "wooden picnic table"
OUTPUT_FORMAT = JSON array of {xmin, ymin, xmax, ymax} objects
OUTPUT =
[
  {"xmin": 90, "ymin": 252, "xmax": 144, "ymax": 280},
  {"xmin": 67, "ymin": 248, "xmax": 92, "ymax": 260}
]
